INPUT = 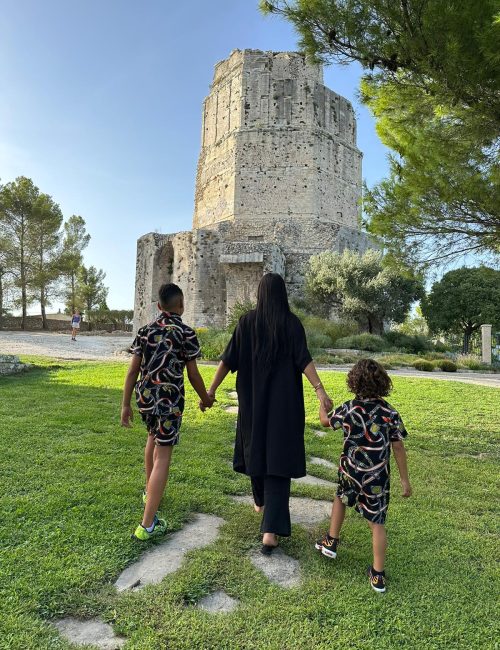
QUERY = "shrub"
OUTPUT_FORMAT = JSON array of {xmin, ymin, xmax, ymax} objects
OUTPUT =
[
  {"xmin": 306, "ymin": 330, "xmax": 333, "ymax": 350},
  {"xmin": 455, "ymin": 354, "xmax": 489, "ymax": 371},
  {"xmin": 383, "ymin": 330, "xmax": 433, "ymax": 354},
  {"xmin": 433, "ymin": 359, "xmax": 457, "ymax": 372},
  {"xmin": 422, "ymin": 352, "xmax": 448, "ymax": 361},
  {"xmin": 376, "ymin": 353, "xmax": 418, "ymax": 367},
  {"xmin": 196, "ymin": 328, "xmax": 231, "ymax": 361},
  {"xmin": 312, "ymin": 353, "xmax": 346, "ymax": 365},
  {"xmin": 301, "ymin": 314, "xmax": 358, "ymax": 341},
  {"xmin": 227, "ymin": 301, "xmax": 255, "ymax": 331},
  {"xmin": 412, "ymin": 360, "xmax": 435, "ymax": 372},
  {"xmin": 335, "ymin": 333, "xmax": 387, "ymax": 352},
  {"xmin": 340, "ymin": 354, "xmax": 361, "ymax": 364}
]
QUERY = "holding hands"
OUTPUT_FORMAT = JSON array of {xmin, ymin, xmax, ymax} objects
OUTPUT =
[
  {"xmin": 199, "ymin": 389, "xmax": 216, "ymax": 412},
  {"xmin": 315, "ymin": 384, "xmax": 334, "ymax": 415}
]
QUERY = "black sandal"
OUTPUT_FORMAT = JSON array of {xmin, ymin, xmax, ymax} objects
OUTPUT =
[{"xmin": 260, "ymin": 543, "xmax": 278, "ymax": 555}]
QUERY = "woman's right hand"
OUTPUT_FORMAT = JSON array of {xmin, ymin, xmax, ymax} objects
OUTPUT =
[{"xmin": 316, "ymin": 387, "xmax": 333, "ymax": 414}]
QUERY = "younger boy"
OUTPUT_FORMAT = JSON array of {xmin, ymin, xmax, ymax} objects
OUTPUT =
[
  {"xmin": 121, "ymin": 283, "xmax": 214, "ymax": 540},
  {"xmin": 316, "ymin": 358, "xmax": 411, "ymax": 593}
]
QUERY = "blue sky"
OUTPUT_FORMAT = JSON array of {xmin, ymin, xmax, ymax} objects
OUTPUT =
[{"xmin": 1, "ymin": 0, "xmax": 390, "ymax": 311}]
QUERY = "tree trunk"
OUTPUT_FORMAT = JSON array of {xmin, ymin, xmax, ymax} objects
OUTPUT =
[
  {"xmin": 20, "ymin": 242, "xmax": 26, "ymax": 330},
  {"xmin": 462, "ymin": 325, "xmax": 473, "ymax": 354},
  {"xmin": 71, "ymin": 273, "xmax": 75, "ymax": 314},
  {"xmin": 0, "ymin": 270, "xmax": 3, "ymax": 329},
  {"xmin": 41, "ymin": 286, "xmax": 47, "ymax": 329}
]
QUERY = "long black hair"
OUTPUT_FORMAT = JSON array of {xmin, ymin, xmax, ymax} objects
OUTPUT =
[{"xmin": 254, "ymin": 273, "xmax": 291, "ymax": 367}]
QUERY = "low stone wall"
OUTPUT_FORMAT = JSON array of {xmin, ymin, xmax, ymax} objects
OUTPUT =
[
  {"xmin": 0, "ymin": 317, "xmax": 132, "ymax": 333},
  {"xmin": 0, "ymin": 316, "xmax": 90, "ymax": 332},
  {"xmin": 0, "ymin": 354, "xmax": 27, "ymax": 376}
]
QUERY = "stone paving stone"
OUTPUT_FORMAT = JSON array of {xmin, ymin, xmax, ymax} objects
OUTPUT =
[
  {"xmin": 293, "ymin": 474, "xmax": 336, "ymax": 489},
  {"xmin": 314, "ymin": 429, "xmax": 328, "ymax": 438},
  {"xmin": 52, "ymin": 617, "xmax": 125, "ymax": 649},
  {"xmin": 309, "ymin": 456, "xmax": 336, "ymax": 470},
  {"xmin": 225, "ymin": 405, "xmax": 239, "ymax": 414},
  {"xmin": 230, "ymin": 495, "xmax": 332, "ymax": 528},
  {"xmin": 228, "ymin": 391, "xmax": 238, "ymax": 400},
  {"xmin": 115, "ymin": 514, "xmax": 225, "ymax": 592},
  {"xmin": 197, "ymin": 590, "xmax": 239, "ymax": 613},
  {"xmin": 249, "ymin": 548, "xmax": 301, "ymax": 588}
]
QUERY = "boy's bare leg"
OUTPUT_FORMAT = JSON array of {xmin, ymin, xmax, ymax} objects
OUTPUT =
[
  {"xmin": 142, "ymin": 445, "xmax": 173, "ymax": 528},
  {"xmin": 329, "ymin": 496, "xmax": 346, "ymax": 537},
  {"xmin": 144, "ymin": 434, "xmax": 155, "ymax": 492},
  {"xmin": 368, "ymin": 521, "xmax": 387, "ymax": 572}
]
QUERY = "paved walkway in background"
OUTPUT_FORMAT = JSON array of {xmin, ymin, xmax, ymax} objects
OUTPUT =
[
  {"xmin": 0, "ymin": 330, "xmax": 131, "ymax": 361},
  {"xmin": 315, "ymin": 365, "xmax": 500, "ymax": 388},
  {"xmin": 0, "ymin": 331, "xmax": 498, "ymax": 387}
]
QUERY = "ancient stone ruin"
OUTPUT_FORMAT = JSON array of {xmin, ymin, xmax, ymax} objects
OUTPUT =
[{"xmin": 134, "ymin": 49, "xmax": 370, "ymax": 330}]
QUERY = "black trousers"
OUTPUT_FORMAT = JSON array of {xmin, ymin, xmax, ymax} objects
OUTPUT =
[{"xmin": 251, "ymin": 475, "xmax": 291, "ymax": 537}]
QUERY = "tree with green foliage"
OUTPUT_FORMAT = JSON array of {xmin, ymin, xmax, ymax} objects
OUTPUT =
[
  {"xmin": 0, "ymin": 233, "xmax": 14, "ymax": 326},
  {"xmin": 394, "ymin": 305, "xmax": 429, "ymax": 337},
  {"xmin": 76, "ymin": 265, "xmax": 108, "ymax": 329},
  {"xmin": 261, "ymin": 1, "xmax": 500, "ymax": 266},
  {"xmin": 60, "ymin": 215, "xmax": 90, "ymax": 314},
  {"xmin": 421, "ymin": 267, "xmax": 500, "ymax": 354},
  {"xmin": 0, "ymin": 177, "xmax": 41, "ymax": 328},
  {"xmin": 306, "ymin": 249, "xmax": 423, "ymax": 334},
  {"xmin": 28, "ymin": 192, "xmax": 64, "ymax": 329}
]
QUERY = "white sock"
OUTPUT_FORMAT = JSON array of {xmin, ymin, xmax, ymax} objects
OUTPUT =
[{"xmin": 145, "ymin": 521, "xmax": 155, "ymax": 533}]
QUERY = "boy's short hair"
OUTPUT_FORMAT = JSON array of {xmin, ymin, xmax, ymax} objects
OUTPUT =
[
  {"xmin": 347, "ymin": 358, "xmax": 393, "ymax": 398},
  {"xmin": 159, "ymin": 283, "xmax": 183, "ymax": 310}
]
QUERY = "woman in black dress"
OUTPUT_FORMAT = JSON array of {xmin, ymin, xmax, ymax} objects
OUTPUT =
[{"xmin": 205, "ymin": 273, "xmax": 333, "ymax": 553}]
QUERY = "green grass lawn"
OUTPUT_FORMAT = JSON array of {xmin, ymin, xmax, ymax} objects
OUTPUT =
[{"xmin": 1, "ymin": 358, "xmax": 499, "ymax": 649}]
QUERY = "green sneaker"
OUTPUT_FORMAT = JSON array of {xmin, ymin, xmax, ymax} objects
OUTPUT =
[{"xmin": 132, "ymin": 516, "xmax": 167, "ymax": 541}]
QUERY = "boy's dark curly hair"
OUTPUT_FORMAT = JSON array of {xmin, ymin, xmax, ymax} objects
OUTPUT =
[{"xmin": 347, "ymin": 358, "xmax": 393, "ymax": 398}]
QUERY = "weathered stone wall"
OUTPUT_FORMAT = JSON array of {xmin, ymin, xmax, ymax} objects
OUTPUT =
[
  {"xmin": 193, "ymin": 49, "xmax": 361, "ymax": 235},
  {"xmin": 134, "ymin": 49, "xmax": 371, "ymax": 333},
  {"xmin": 0, "ymin": 354, "xmax": 27, "ymax": 375},
  {"xmin": 0, "ymin": 316, "xmax": 90, "ymax": 332}
]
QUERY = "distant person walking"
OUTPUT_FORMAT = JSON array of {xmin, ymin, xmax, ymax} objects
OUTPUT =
[
  {"xmin": 71, "ymin": 311, "xmax": 81, "ymax": 341},
  {"xmin": 204, "ymin": 273, "xmax": 333, "ymax": 553}
]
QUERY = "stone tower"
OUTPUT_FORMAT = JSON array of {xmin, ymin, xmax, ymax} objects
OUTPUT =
[{"xmin": 134, "ymin": 50, "xmax": 370, "ymax": 331}]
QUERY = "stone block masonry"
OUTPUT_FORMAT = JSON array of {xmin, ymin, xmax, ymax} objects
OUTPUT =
[
  {"xmin": 0, "ymin": 355, "xmax": 28, "ymax": 376},
  {"xmin": 134, "ymin": 49, "xmax": 372, "ymax": 331}
]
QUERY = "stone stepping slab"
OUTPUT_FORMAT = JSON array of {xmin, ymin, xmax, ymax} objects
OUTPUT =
[
  {"xmin": 231, "ymin": 495, "xmax": 332, "ymax": 529},
  {"xmin": 314, "ymin": 429, "xmax": 328, "ymax": 438},
  {"xmin": 52, "ymin": 617, "xmax": 125, "ymax": 649},
  {"xmin": 197, "ymin": 590, "xmax": 239, "ymax": 613},
  {"xmin": 249, "ymin": 548, "xmax": 301, "ymax": 588},
  {"xmin": 224, "ymin": 405, "xmax": 239, "ymax": 414},
  {"xmin": 228, "ymin": 391, "xmax": 238, "ymax": 400},
  {"xmin": 293, "ymin": 474, "xmax": 336, "ymax": 489},
  {"xmin": 115, "ymin": 513, "xmax": 225, "ymax": 592},
  {"xmin": 309, "ymin": 456, "xmax": 336, "ymax": 470}
]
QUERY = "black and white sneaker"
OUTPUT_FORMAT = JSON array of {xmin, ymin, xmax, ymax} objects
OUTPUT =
[
  {"xmin": 315, "ymin": 533, "xmax": 339, "ymax": 559},
  {"xmin": 369, "ymin": 566, "xmax": 386, "ymax": 593}
]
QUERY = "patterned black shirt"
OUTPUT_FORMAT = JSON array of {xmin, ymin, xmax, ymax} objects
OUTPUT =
[
  {"xmin": 330, "ymin": 398, "xmax": 408, "ymax": 523},
  {"xmin": 130, "ymin": 312, "xmax": 201, "ymax": 418}
]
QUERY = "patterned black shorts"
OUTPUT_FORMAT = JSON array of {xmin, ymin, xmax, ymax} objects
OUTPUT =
[
  {"xmin": 141, "ymin": 413, "xmax": 182, "ymax": 446},
  {"xmin": 336, "ymin": 471, "xmax": 390, "ymax": 525}
]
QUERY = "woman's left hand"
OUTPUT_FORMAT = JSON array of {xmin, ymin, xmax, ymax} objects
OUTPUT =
[{"xmin": 316, "ymin": 387, "xmax": 333, "ymax": 414}]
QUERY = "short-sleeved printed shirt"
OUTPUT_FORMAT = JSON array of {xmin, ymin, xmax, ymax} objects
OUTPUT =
[
  {"xmin": 330, "ymin": 399, "xmax": 407, "ymax": 524},
  {"xmin": 130, "ymin": 312, "xmax": 201, "ymax": 445}
]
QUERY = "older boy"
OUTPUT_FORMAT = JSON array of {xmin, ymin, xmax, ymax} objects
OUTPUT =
[{"xmin": 121, "ymin": 283, "xmax": 214, "ymax": 540}]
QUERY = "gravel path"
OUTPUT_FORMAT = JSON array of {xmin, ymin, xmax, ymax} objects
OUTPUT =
[
  {"xmin": 0, "ymin": 331, "xmax": 132, "ymax": 361},
  {"xmin": 0, "ymin": 331, "xmax": 498, "ymax": 387}
]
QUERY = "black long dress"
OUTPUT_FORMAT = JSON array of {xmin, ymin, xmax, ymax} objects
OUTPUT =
[{"xmin": 221, "ymin": 310, "xmax": 312, "ymax": 478}]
